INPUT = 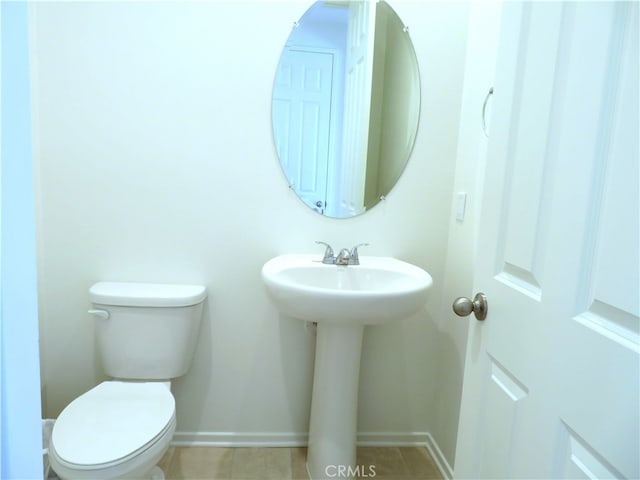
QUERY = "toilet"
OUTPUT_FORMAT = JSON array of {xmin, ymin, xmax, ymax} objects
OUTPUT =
[{"xmin": 49, "ymin": 282, "xmax": 207, "ymax": 480}]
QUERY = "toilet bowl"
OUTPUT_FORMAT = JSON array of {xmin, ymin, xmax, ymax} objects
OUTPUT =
[
  {"xmin": 49, "ymin": 381, "xmax": 176, "ymax": 480},
  {"xmin": 48, "ymin": 282, "xmax": 207, "ymax": 480}
]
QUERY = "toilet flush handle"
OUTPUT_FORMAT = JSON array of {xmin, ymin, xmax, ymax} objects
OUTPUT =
[{"xmin": 88, "ymin": 309, "xmax": 110, "ymax": 320}]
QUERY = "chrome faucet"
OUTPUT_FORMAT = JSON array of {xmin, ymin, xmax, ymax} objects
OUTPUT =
[
  {"xmin": 348, "ymin": 243, "xmax": 369, "ymax": 265},
  {"xmin": 316, "ymin": 241, "xmax": 369, "ymax": 266},
  {"xmin": 315, "ymin": 241, "xmax": 335, "ymax": 264},
  {"xmin": 335, "ymin": 248, "xmax": 352, "ymax": 265}
]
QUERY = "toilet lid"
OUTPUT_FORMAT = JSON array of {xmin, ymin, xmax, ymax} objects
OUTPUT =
[{"xmin": 51, "ymin": 381, "xmax": 175, "ymax": 466}]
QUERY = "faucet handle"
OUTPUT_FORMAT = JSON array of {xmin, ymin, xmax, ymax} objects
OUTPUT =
[
  {"xmin": 349, "ymin": 243, "xmax": 369, "ymax": 265},
  {"xmin": 315, "ymin": 241, "xmax": 335, "ymax": 264}
]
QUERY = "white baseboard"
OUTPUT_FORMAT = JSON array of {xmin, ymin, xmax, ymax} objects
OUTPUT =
[
  {"xmin": 172, "ymin": 431, "xmax": 453, "ymax": 479},
  {"xmin": 171, "ymin": 431, "xmax": 308, "ymax": 447},
  {"xmin": 425, "ymin": 432, "xmax": 454, "ymax": 480},
  {"xmin": 357, "ymin": 431, "xmax": 429, "ymax": 446}
]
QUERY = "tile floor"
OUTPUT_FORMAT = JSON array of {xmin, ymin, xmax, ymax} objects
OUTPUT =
[{"xmin": 158, "ymin": 446, "xmax": 443, "ymax": 479}]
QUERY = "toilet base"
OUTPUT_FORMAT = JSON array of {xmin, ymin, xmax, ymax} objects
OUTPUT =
[{"xmin": 150, "ymin": 466, "xmax": 165, "ymax": 480}]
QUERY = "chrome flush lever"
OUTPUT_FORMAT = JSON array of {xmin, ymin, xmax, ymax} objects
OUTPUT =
[{"xmin": 88, "ymin": 309, "xmax": 110, "ymax": 320}]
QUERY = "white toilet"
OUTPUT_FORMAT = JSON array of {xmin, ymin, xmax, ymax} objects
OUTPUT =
[{"xmin": 49, "ymin": 281, "xmax": 207, "ymax": 480}]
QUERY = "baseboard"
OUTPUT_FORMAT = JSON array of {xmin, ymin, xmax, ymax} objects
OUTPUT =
[
  {"xmin": 357, "ymin": 431, "xmax": 429, "ymax": 446},
  {"xmin": 172, "ymin": 431, "xmax": 431, "ymax": 447},
  {"xmin": 425, "ymin": 432, "xmax": 454, "ymax": 480},
  {"xmin": 172, "ymin": 431, "xmax": 453, "ymax": 479},
  {"xmin": 172, "ymin": 431, "xmax": 309, "ymax": 447}
]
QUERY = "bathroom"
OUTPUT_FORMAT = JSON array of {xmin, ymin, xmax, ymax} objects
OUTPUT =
[{"xmin": 2, "ymin": 1, "xmax": 638, "ymax": 479}]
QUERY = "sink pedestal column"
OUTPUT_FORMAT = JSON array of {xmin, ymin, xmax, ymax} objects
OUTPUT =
[{"xmin": 306, "ymin": 323, "xmax": 364, "ymax": 480}]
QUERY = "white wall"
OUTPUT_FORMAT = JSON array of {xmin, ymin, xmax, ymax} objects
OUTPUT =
[{"xmin": 30, "ymin": 0, "xmax": 469, "ymax": 453}]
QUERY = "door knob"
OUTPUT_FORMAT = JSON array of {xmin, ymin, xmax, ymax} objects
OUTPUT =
[{"xmin": 452, "ymin": 293, "xmax": 487, "ymax": 321}]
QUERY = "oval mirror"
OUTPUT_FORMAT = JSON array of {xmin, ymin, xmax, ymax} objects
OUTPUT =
[{"xmin": 271, "ymin": 0, "xmax": 420, "ymax": 218}]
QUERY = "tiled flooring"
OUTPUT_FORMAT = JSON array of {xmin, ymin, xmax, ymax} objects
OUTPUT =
[{"xmin": 158, "ymin": 446, "xmax": 443, "ymax": 479}]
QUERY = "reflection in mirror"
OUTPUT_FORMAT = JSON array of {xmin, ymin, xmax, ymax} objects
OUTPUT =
[{"xmin": 272, "ymin": 0, "xmax": 420, "ymax": 218}]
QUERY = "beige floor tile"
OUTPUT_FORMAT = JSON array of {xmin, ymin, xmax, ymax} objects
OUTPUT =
[
  {"xmin": 265, "ymin": 448, "xmax": 293, "ymax": 480},
  {"xmin": 230, "ymin": 448, "xmax": 263, "ymax": 479},
  {"xmin": 168, "ymin": 447, "xmax": 233, "ymax": 479},
  {"xmin": 160, "ymin": 445, "xmax": 441, "ymax": 480},
  {"xmin": 158, "ymin": 447, "xmax": 176, "ymax": 473},
  {"xmin": 290, "ymin": 447, "xmax": 308, "ymax": 480},
  {"xmin": 359, "ymin": 447, "xmax": 411, "ymax": 479},
  {"xmin": 230, "ymin": 447, "xmax": 292, "ymax": 479},
  {"xmin": 399, "ymin": 447, "xmax": 442, "ymax": 479},
  {"xmin": 355, "ymin": 447, "xmax": 377, "ymax": 476}
]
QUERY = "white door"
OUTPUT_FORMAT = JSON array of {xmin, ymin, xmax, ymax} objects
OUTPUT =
[
  {"xmin": 455, "ymin": 3, "xmax": 639, "ymax": 479},
  {"xmin": 337, "ymin": 0, "xmax": 376, "ymax": 217},
  {"xmin": 272, "ymin": 48, "xmax": 334, "ymax": 214}
]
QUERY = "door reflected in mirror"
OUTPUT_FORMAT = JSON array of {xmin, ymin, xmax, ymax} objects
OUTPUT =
[{"xmin": 272, "ymin": 0, "xmax": 420, "ymax": 218}]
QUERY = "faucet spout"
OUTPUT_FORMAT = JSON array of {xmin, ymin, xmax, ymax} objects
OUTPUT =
[{"xmin": 335, "ymin": 248, "xmax": 352, "ymax": 265}]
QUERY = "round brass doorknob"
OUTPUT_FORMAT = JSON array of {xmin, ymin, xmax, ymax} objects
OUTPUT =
[{"xmin": 452, "ymin": 293, "xmax": 488, "ymax": 321}]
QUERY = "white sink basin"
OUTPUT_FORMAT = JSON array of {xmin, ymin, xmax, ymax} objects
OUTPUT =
[
  {"xmin": 261, "ymin": 254, "xmax": 433, "ymax": 325},
  {"xmin": 262, "ymin": 253, "xmax": 433, "ymax": 479}
]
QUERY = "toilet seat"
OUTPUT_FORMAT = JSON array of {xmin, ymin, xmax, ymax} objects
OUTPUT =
[{"xmin": 50, "ymin": 381, "xmax": 175, "ymax": 473}]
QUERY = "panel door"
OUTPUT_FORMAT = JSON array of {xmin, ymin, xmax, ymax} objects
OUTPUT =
[
  {"xmin": 272, "ymin": 48, "xmax": 334, "ymax": 214},
  {"xmin": 337, "ymin": 0, "xmax": 376, "ymax": 217},
  {"xmin": 455, "ymin": 3, "xmax": 639, "ymax": 479}
]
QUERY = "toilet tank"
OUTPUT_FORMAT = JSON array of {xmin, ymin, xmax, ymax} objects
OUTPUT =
[{"xmin": 89, "ymin": 282, "xmax": 207, "ymax": 380}]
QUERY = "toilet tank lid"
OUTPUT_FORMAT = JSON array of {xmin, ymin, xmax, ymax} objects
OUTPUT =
[{"xmin": 90, "ymin": 282, "xmax": 207, "ymax": 307}]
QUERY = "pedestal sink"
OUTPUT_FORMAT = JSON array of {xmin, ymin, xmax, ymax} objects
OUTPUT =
[{"xmin": 261, "ymin": 254, "xmax": 433, "ymax": 480}]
